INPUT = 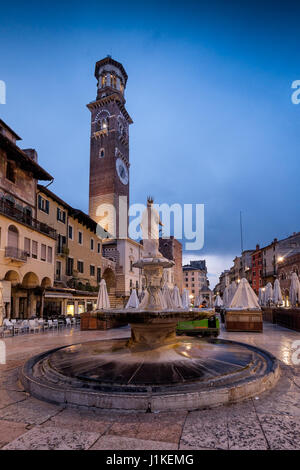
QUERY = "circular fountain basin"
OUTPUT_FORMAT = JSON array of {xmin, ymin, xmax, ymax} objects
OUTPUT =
[{"xmin": 20, "ymin": 336, "xmax": 279, "ymax": 412}]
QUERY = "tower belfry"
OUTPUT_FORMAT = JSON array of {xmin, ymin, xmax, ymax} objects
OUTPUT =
[{"xmin": 87, "ymin": 56, "xmax": 133, "ymax": 238}]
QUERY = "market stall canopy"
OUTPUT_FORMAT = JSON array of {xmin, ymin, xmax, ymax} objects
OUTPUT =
[
  {"xmin": 229, "ymin": 278, "xmax": 260, "ymax": 309},
  {"xmin": 162, "ymin": 286, "xmax": 175, "ymax": 309},
  {"xmin": 223, "ymin": 285, "xmax": 230, "ymax": 308},
  {"xmin": 172, "ymin": 286, "xmax": 183, "ymax": 308},
  {"xmin": 214, "ymin": 295, "xmax": 223, "ymax": 307},
  {"xmin": 265, "ymin": 283, "xmax": 273, "ymax": 304},
  {"xmin": 289, "ymin": 272, "xmax": 300, "ymax": 307},
  {"xmin": 194, "ymin": 295, "xmax": 201, "ymax": 308},
  {"xmin": 258, "ymin": 288, "xmax": 264, "ymax": 306},
  {"xmin": 125, "ymin": 289, "xmax": 140, "ymax": 309},
  {"xmin": 96, "ymin": 279, "xmax": 110, "ymax": 309}
]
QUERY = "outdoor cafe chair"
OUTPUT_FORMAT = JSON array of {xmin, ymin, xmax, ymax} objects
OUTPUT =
[
  {"xmin": 3, "ymin": 319, "xmax": 14, "ymax": 334},
  {"xmin": 0, "ymin": 326, "xmax": 10, "ymax": 338},
  {"xmin": 21, "ymin": 320, "xmax": 29, "ymax": 334},
  {"xmin": 37, "ymin": 319, "xmax": 48, "ymax": 331},
  {"xmin": 29, "ymin": 320, "xmax": 40, "ymax": 334}
]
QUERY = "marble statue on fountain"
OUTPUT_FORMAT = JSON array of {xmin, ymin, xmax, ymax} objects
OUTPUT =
[{"xmin": 140, "ymin": 196, "xmax": 164, "ymax": 259}]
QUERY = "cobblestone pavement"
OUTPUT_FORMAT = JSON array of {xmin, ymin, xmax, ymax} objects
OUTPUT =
[{"xmin": 0, "ymin": 323, "xmax": 299, "ymax": 450}]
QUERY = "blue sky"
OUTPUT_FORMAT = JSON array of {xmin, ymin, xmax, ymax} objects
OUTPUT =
[{"xmin": 1, "ymin": 0, "xmax": 300, "ymax": 286}]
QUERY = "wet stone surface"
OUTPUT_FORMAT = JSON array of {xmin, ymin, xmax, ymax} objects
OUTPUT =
[{"xmin": 0, "ymin": 322, "xmax": 299, "ymax": 450}]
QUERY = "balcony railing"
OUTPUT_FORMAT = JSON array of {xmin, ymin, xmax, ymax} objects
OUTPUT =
[
  {"xmin": 5, "ymin": 246, "xmax": 27, "ymax": 262},
  {"xmin": 0, "ymin": 200, "xmax": 56, "ymax": 239},
  {"xmin": 262, "ymin": 269, "xmax": 277, "ymax": 278}
]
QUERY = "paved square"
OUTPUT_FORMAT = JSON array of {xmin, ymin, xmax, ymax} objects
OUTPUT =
[{"xmin": 0, "ymin": 323, "xmax": 299, "ymax": 450}]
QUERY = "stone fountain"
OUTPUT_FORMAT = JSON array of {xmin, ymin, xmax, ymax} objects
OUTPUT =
[{"xmin": 20, "ymin": 200, "xmax": 280, "ymax": 411}]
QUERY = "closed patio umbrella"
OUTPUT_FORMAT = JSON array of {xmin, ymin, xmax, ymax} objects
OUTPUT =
[
  {"xmin": 258, "ymin": 288, "xmax": 264, "ymax": 306},
  {"xmin": 228, "ymin": 281, "xmax": 238, "ymax": 305},
  {"xmin": 223, "ymin": 286, "xmax": 230, "ymax": 308},
  {"xmin": 96, "ymin": 279, "xmax": 110, "ymax": 309},
  {"xmin": 194, "ymin": 295, "xmax": 201, "ymax": 308},
  {"xmin": 289, "ymin": 272, "xmax": 300, "ymax": 307},
  {"xmin": 273, "ymin": 279, "xmax": 283, "ymax": 306},
  {"xmin": 0, "ymin": 285, "xmax": 3, "ymax": 326},
  {"xmin": 265, "ymin": 282, "xmax": 273, "ymax": 306},
  {"xmin": 172, "ymin": 286, "xmax": 183, "ymax": 308},
  {"xmin": 125, "ymin": 289, "xmax": 140, "ymax": 309},
  {"xmin": 162, "ymin": 286, "xmax": 175, "ymax": 309}
]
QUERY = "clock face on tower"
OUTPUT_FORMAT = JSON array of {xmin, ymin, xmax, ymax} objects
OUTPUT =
[{"xmin": 116, "ymin": 158, "xmax": 129, "ymax": 185}]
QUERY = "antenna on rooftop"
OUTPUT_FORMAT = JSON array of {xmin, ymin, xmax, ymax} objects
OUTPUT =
[{"xmin": 240, "ymin": 211, "xmax": 244, "ymax": 253}]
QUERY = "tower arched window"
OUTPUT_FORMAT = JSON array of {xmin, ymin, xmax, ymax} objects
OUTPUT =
[
  {"xmin": 8, "ymin": 225, "xmax": 19, "ymax": 249},
  {"xmin": 101, "ymin": 118, "xmax": 108, "ymax": 130},
  {"xmin": 99, "ymin": 148, "xmax": 105, "ymax": 158}
]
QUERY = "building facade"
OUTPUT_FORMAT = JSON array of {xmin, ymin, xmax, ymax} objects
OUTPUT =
[
  {"xmin": 277, "ymin": 249, "xmax": 300, "ymax": 305},
  {"xmin": 37, "ymin": 184, "xmax": 115, "ymax": 316},
  {"xmin": 87, "ymin": 56, "xmax": 132, "ymax": 239},
  {"xmin": 87, "ymin": 56, "xmax": 147, "ymax": 306},
  {"xmin": 159, "ymin": 236, "xmax": 183, "ymax": 292},
  {"xmin": 182, "ymin": 260, "xmax": 211, "ymax": 304},
  {"xmin": 0, "ymin": 120, "xmax": 56, "ymax": 319}
]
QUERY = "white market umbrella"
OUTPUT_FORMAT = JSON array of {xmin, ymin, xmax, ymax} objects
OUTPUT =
[
  {"xmin": 229, "ymin": 278, "xmax": 260, "ymax": 309},
  {"xmin": 273, "ymin": 279, "xmax": 283, "ymax": 306},
  {"xmin": 258, "ymin": 288, "xmax": 264, "ymax": 306},
  {"xmin": 125, "ymin": 289, "xmax": 140, "ymax": 309},
  {"xmin": 265, "ymin": 282, "xmax": 273, "ymax": 306},
  {"xmin": 228, "ymin": 281, "xmax": 238, "ymax": 305},
  {"xmin": 162, "ymin": 286, "xmax": 175, "ymax": 309},
  {"xmin": 96, "ymin": 279, "xmax": 110, "ymax": 309},
  {"xmin": 182, "ymin": 289, "xmax": 190, "ymax": 309},
  {"xmin": 289, "ymin": 272, "xmax": 300, "ymax": 307},
  {"xmin": 214, "ymin": 295, "xmax": 223, "ymax": 307},
  {"xmin": 172, "ymin": 286, "xmax": 183, "ymax": 308}
]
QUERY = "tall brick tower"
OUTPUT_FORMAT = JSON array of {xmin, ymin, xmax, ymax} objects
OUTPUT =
[{"xmin": 87, "ymin": 56, "xmax": 133, "ymax": 238}]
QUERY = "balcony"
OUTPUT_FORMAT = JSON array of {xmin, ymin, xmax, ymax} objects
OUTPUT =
[
  {"xmin": 5, "ymin": 246, "xmax": 27, "ymax": 262},
  {"xmin": 0, "ymin": 200, "xmax": 56, "ymax": 239},
  {"xmin": 262, "ymin": 269, "xmax": 277, "ymax": 278},
  {"xmin": 56, "ymin": 245, "xmax": 69, "ymax": 257}
]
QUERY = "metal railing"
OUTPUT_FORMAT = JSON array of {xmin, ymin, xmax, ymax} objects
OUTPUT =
[
  {"xmin": 5, "ymin": 246, "xmax": 27, "ymax": 262},
  {"xmin": 262, "ymin": 269, "xmax": 277, "ymax": 278},
  {"xmin": 0, "ymin": 200, "xmax": 56, "ymax": 239}
]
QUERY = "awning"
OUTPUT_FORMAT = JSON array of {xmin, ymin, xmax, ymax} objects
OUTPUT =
[{"xmin": 45, "ymin": 293, "xmax": 74, "ymax": 300}]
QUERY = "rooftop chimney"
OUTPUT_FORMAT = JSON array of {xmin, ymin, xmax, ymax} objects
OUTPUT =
[{"xmin": 23, "ymin": 148, "xmax": 38, "ymax": 162}]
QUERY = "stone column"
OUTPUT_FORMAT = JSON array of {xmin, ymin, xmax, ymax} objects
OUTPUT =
[
  {"xmin": 14, "ymin": 296, "xmax": 19, "ymax": 319},
  {"xmin": 40, "ymin": 294, "xmax": 45, "ymax": 318}
]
